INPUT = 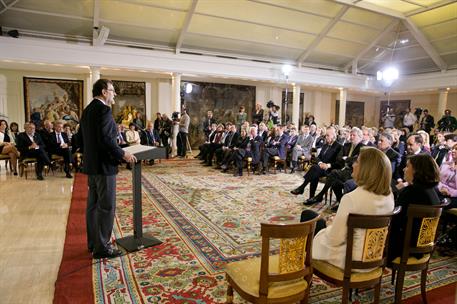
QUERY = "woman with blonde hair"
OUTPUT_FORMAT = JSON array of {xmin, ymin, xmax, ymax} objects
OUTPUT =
[
  {"xmin": 301, "ymin": 147, "xmax": 394, "ymax": 270},
  {"xmin": 417, "ymin": 130, "xmax": 431, "ymax": 152}
]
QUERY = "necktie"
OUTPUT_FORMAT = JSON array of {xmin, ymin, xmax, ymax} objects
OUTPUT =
[{"xmin": 348, "ymin": 144, "xmax": 354, "ymax": 157}]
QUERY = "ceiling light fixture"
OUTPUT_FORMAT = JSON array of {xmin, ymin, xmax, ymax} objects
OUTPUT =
[{"xmin": 399, "ymin": 39, "xmax": 409, "ymax": 44}]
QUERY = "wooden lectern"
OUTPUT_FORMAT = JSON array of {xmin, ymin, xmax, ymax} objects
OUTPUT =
[{"xmin": 116, "ymin": 145, "xmax": 167, "ymax": 252}]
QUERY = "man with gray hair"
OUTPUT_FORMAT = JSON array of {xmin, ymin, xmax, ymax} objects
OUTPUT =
[
  {"xmin": 290, "ymin": 125, "xmax": 313, "ymax": 173},
  {"xmin": 304, "ymin": 127, "xmax": 364, "ymax": 206}
]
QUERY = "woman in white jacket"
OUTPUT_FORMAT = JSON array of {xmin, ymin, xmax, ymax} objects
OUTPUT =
[
  {"xmin": 301, "ymin": 147, "xmax": 394, "ymax": 270},
  {"xmin": 125, "ymin": 123, "xmax": 141, "ymax": 146}
]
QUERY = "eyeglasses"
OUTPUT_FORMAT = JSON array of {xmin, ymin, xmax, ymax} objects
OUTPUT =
[{"xmin": 106, "ymin": 88, "xmax": 115, "ymax": 92}]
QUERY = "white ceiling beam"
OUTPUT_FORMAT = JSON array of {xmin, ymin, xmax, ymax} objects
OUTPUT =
[
  {"xmin": 0, "ymin": 0, "xmax": 7, "ymax": 7},
  {"xmin": 92, "ymin": 0, "xmax": 100, "ymax": 46},
  {"xmin": 8, "ymin": 7, "xmax": 91, "ymax": 21},
  {"xmin": 333, "ymin": 0, "xmax": 405, "ymax": 19},
  {"xmin": 344, "ymin": 20, "xmax": 399, "ymax": 71},
  {"xmin": 401, "ymin": 0, "xmax": 427, "ymax": 8},
  {"xmin": 0, "ymin": 0, "xmax": 21, "ymax": 15},
  {"xmin": 406, "ymin": 0, "xmax": 456, "ymax": 17},
  {"xmin": 402, "ymin": 18, "xmax": 447, "ymax": 71},
  {"xmin": 176, "ymin": 0, "xmax": 198, "ymax": 54},
  {"xmin": 297, "ymin": 6, "xmax": 350, "ymax": 64}
]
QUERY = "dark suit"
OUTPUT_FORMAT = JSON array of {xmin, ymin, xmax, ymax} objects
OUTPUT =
[
  {"xmin": 141, "ymin": 129, "xmax": 160, "ymax": 146},
  {"xmin": 298, "ymin": 141, "xmax": 342, "ymax": 198},
  {"xmin": 49, "ymin": 131, "xmax": 73, "ymax": 174},
  {"xmin": 202, "ymin": 117, "xmax": 216, "ymax": 140},
  {"xmin": 261, "ymin": 133, "xmax": 289, "ymax": 170},
  {"xmin": 16, "ymin": 131, "xmax": 51, "ymax": 178},
  {"xmin": 385, "ymin": 147, "xmax": 401, "ymax": 177},
  {"xmin": 79, "ymin": 98, "xmax": 125, "ymax": 254},
  {"xmin": 388, "ymin": 185, "xmax": 441, "ymax": 262},
  {"xmin": 38, "ymin": 129, "xmax": 53, "ymax": 154},
  {"xmin": 313, "ymin": 142, "xmax": 364, "ymax": 202},
  {"xmin": 431, "ymin": 145, "xmax": 449, "ymax": 167}
]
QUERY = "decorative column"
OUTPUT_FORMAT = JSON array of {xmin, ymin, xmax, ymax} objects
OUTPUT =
[
  {"xmin": 292, "ymin": 84, "xmax": 300, "ymax": 127},
  {"xmin": 438, "ymin": 88, "xmax": 448, "ymax": 117},
  {"xmin": 85, "ymin": 66, "xmax": 101, "ymax": 107},
  {"xmin": 338, "ymin": 88, "xmax": 347, "ymax": 126},
  {"xmin": 171, "ymin": 73, "xmax": 181, "ymax": 113}
]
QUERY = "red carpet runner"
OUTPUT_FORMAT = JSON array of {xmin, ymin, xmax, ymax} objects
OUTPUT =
[{"xmin": 54, "ymin": 173, "xmax": 93, "ymax": 304}]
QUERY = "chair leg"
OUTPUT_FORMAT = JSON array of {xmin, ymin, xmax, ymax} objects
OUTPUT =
[
  {"xmin": 421, "ymin": 268, "xmax": 428, "ymax": 304},
  {"xmin": 391, "ymin": 268, "xmax": 396, "ymax": 285},
  {"xmin": 342, "ymin": 284, "xmax": 349, "ymax": 304},
  {"xmin": 273, "ymin": 161, "xmax": 277, "ymax": 174},
  {"xmin": 226, "ymin": 283, "xmax": 233, "ymax": 304},
  {"xmin": 394, "ymin": 269, "xmax": 406, "ymax": 304},
  {"xmin": 247, "ymin": 161, "xmax": 251, "ymax": 176},
  {"xmin": 373, "ymin": 280, "xmax": 381, "ymax": 304}
]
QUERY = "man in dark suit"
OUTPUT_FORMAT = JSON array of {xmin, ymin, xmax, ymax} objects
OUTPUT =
[
  {"xmin": 260, "ymin": 125, "xmax": 289, "ymax": 174},
  {"xmin": 16, "ymin": 122, "xmax": 52, "ymax": 180},
  {"xmin": 38, "ymin": 119, "xmax": 54, "ymax": 154},
  {"xmin": 79, "ymin": 79, "xmax": 136, "ymax": 259},
  {"xmin": 141, "ymin": 121, "xmax": 160, "ymax": 147},
  {"xmin": 49, "ymin": 120, "xmax": 73, "ymax": 178},
  {"xmin": 290, "ymin": 126, "xmax": 341, "ymax": 200},
  {"xmin": 304, "ymin": 127, "xmax": 365, "ymax": 205},
  {"xmin": 419, "ymin": 109, "xmax": 434, "ymax": 134},
  {"xmin": 202, "ymin": 111, "xmax": 217, "ymax": 141}
]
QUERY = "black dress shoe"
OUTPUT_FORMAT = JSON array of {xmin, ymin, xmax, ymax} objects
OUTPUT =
[
  {"xmin": 93, "ymin": 248, "xmax": 122, "ymax": 259},
  {"xmin": 304, "ymin": 196, "xmax": 323, "ymax": 205},
  {"xmin": 65, "ymin": 173, "xmax": 73, "ymax": 178},
  {"xmin": 290, "ymin": 188, "xmax": 304, "ymax": 195},
  {"xmin": 290, "ymin": 168, "xmax": 295, "ymax": 174},
  {"xmin": 37, "ymin": 175, "xmax": 44, "ymax": 181}
]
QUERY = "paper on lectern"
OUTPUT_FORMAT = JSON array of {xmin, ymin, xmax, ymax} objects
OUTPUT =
[{"xmin": 122, "ymin": 145, "xmax": 156, "ymax": 155}]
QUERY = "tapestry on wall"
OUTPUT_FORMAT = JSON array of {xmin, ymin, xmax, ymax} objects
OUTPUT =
[
  {"xmin": 23, "ymin": 77, "xmax": 83, "ymax": 129},
  {"xmin": 111, "ymin": 80, "xmax": 146, "ymax": 127},
  {"xmin": 379, "ymin": 100, "xmax": 411, "ymax": 128},
  {"xmin": 335, "ymin": 100, "xmax": 365, "ymax": 127},
  {"xmin": 181, "ymin": 81, "xmax": 256, "ymax": 147}
]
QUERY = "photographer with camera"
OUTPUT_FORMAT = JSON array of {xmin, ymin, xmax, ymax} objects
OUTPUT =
[
  {"xmin": 177, "ymin": 108, "xmax": 190, "ymax": 158},
  {"xmin": 437, "ymin": 109, "xmax": 457, "ymax": 133},
  {"xmin": 419, "ymin": 109, "xmax": 435, "ymax": 134}
]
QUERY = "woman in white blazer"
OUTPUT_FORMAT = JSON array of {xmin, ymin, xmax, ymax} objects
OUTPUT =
[{"xmin": 301, "ymin": 147, "xmax": 394, "ymax": 270}]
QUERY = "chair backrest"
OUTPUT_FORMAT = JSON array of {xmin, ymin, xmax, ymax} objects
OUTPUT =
[
  {"xmin": 258, "ymin": 218, "xmax": 318, "ymax": 296},
  {"xmin": 399, "ymin": 202, "xmax": 449, "ymax": 263},
  {"xmin": 344, "ymin": 206, "xmax": 401, "ymax": 278}
]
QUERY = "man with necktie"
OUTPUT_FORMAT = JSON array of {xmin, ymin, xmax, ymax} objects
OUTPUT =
[
  {"xmin": 16, "ymin": 122, "xmax": 52, "ymax": 180},
  {"xmin": 304, "ymin": 127, "xmax": 365, "ymax": 206},
  {"xmin": 290, "ymin": 127, "xmax": 341, "ymax": 200},
  {"xmin": 50, "ymin": 120, "xmax": 73, "ymax": 178}
]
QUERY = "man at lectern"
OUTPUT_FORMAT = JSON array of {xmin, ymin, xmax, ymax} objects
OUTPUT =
[{"xmin": 79, "ymin": 79, "xmax": 136, "ymax": 259}]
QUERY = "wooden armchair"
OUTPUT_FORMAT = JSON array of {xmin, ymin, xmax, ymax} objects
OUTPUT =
[
  {"xmin": 19, "ymin": 157, "xmax": 38, "ymax": 179},
  {"xmin": 0, "ymin": 154, "xmax": 11, "ymax": 172},
  {"xmin": 225, "ymin": 218, "xmax": 318, "ymax": 303},
  {"xmin": 390, "ymin": 202, "xmax": 449, "ymax": 304},
  {"xmin": 312, "ymin": 207, "xmax": 401, "ymax": 304}
]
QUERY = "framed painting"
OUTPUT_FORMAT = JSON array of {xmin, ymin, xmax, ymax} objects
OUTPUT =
[
  {"xmin": 379, "ymin": 100, "xmax": 410, "ymax": 128},
  {"xmin": 335, "ymin": 100, "xmax": 365, "ymax": 127},
  {"xmin": 23, "ymin": 77, "xmax": 83, "ymax": 128},
  {"xmin": 111, "ymin": 80, "xmax": 146, "ymax": 127}
]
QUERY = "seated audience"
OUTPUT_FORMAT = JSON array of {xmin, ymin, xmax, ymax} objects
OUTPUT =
[
  {"xmin": 16, "ymin": 122, "xmax": 51, "ymax": 180},
  {"xmin": 233, "ymin": 126, "xmax": 262, "ymax": 176},
  {"xmin": 301, "ymin": 147, "xmax": 394, "ymax": 270},
  {"xmin": 9, "ymin": 122, "xmax": 20, "ymax": 143},
  {"xmin": 0, "ymin": 119, "xmax": 19, "ymax": 175},
  {"xmin": 49, "ymin": 121, "xmax": 73, "ymax": 178},
  {"xmin": 431, "ymin": 131, "xmax": 448, "ymax": 167},
  {"xmin": 142, "ymin": 121, "xmax": 160, "ymax": 147},
  {"xmin": 125, "ymin": 123, "xmax": 141, "ymax": 146},
  {"xmin": 437, "ymin": 143, "xmax": 457, "ymax": 209},
  {"xmin": 291, "ymin": 127, "xmax": 341, "ymax": 200},
  {"xmin": 290, "ymin": 125, "xmax": 314, "ymax": 173},
  {"xmin": 304, "ymin": 127, "xmax": 364, "ymax": 206},
  {"xmin": 259, "ymin": 125, "xmax": 289, "ymax": 174},
  {"xmin": 388, "ymin": 154, "xmax": 441, "ymax": 261}
]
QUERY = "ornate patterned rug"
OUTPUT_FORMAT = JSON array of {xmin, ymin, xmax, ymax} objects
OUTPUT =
[{"xmin": 92, "ymin": 159, "xmax": 457, "ymax": 303}]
